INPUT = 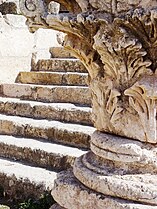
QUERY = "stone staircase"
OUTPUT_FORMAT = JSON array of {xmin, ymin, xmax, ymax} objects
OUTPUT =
[{"xmin": 0, "ymin": 47, "xmax": 95, "ymax": 202}]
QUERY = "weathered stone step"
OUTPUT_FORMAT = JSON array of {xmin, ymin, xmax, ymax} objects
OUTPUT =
[
  {"xmin": 0, "ymin": 97, "xmax": 92, "ymax": 125},
  {"xmin": 0, "ymin": 114, "xmax": 95, "ymax": 148},
  {"xmin": 0, "ymin": 135, "xmax": 86, "ymax": 171},
  {"xmin": 1, "ymin": 83, "xmax": 91, "ymax": 106},
  {"xmin": 0, "ymin": 157, "xmax": 57, "ymax": 200},
  {"xmin": 49, "ymin": 47, "xmax": 73, "ymax": 58},
  {"xmin": 34, "ymin": 58, "xmax": 87, "ymax": 73},
  {"xmin": 16, "ymin": 71, "xmax": 88, "ymax": 86}
]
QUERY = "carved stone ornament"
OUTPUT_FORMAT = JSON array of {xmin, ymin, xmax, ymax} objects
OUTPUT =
[{"xmin": 20, "ymin": 0, "xmax": 157, "ymax": 208}]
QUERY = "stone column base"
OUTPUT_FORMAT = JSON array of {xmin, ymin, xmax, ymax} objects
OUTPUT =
[
  {"xmin": 52, "ymin": 170, "xmax": 157, "ymax": 209},
  {"xmin": 52, "ymin": 131, "xmax": 157, "ymax": 209}
]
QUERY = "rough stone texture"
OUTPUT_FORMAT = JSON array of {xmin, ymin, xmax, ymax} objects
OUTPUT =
[
  {"xmin": 73, "ymin": 153, "xmax": 157, "ymax": 205},
  {"xmin": 49, "ymin": 47, "xmax": 73, "ymax": 58},
  {"xmin": 0, "ymin": 97, "xmax": 92, "ymax": 125},
  {"xmin": 19, "ymin": 0, "xmax": 157, "ymax": 143},
  {"xmin": 0, "ymin": 135, "xmax": 86, "ymax": 171},
  {"xmin": 0, "ymin": 114, "xmax": 94, "ymax": 148},
  {"xmin": 52, "ymin": 170, "xmax": 157, "ymax": 209},
  {"xmin": 34, "ymin": 59, "xmax": 87, "ymax": 73},
  {"xmin": 16, "ymin": 71, "xmax": 88, "ymax": 86},
  {"xmin": 1, "ymin": 83, "xmax": 91, "ymax": 105},
  {"xmin": 90, "ymin": 132, "xmax": 157, "ymax": 169},
  {"xmin": 0, "ymin": 45, "xmax": 93, "ymax": 201},
  {"xmin": 0, "ymin": 158, "xmax": 57, "ymax": 200},
  {"xmin": 20, "ymin": 0, "xmax": 157, "ymax": 208}
]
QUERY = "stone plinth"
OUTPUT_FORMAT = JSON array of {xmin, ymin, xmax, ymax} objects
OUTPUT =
[
  {"xmin": 51, "ymin": 131, "xmax": 157, "ymax": 209},
  {"xmin": 19, "ymin": 0, "xmax": 157, "ymax": 208}
]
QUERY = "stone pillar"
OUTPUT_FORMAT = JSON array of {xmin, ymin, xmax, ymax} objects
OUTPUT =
[{"xmin": 20, "ymin": 1, "xmax": 157, "ymax": 208}]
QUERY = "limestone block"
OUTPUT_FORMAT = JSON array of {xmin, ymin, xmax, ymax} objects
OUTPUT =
[
  {"xmin": 0, "ymin": 14, "xmax": 34, "ymax": 82},
  {"xmin": 20, "ymin": 0, "xmax": 157, "ymax": 208},
  {"xmin": 35, "ymin": 59, "xmax": 87, "ymax": 73},
  {"xmin": 49, "ymin": 47, "xmax": 73, "ymax": 58},
  {"xmin": 52, "ymin": 170, "xmax": 157, "ymax": 209},
  {"xmin": 91, "ymin": 131, "xmax": 157, "ymax": 169},
  {"xmin": 73, "ymin": 153, "xmax": 157, "ymax": 205},
  {"xmin": 0, "ymin": 14, "xmax": 61, "ymax": 82},
  {"xmin": 16, "ymin": 71, "xmax": 88, "ymax": 86}
]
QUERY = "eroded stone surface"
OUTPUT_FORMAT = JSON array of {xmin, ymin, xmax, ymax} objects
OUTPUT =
[
  {"xmin": 0, "ymin": 158, "xmax": 57, "ymax": 200},
  {"xmin": 20, "ymin": 0, "xmax": 157, "ymax": 208},
  {"xmin": 0, "ymin": 135, "xmax": 87, "ymax": 171},
  {"xmin": 0, "ymin": 2, "xmax": 17, "ymax": 14},
  {"xmin": 91, "ymin": 131, "xmax": 157, "ymax": 169},
  {"xmin": 49, "ymin": 47, "xmax": 73, "ymax": 58},
  {"xmin": 0, "ymin": 114, "xmax": 94, "ymax": 148},
  {"xmin": 1, "ymin": 83, "xmax": 91, "ymax": 105},
  {"xmin": 0, "ymin": 97, "xmax": 92, "ymax": 125},
  {"xmin": 35, "ymin": 59, "xmax": 87, "ymax": 73},
  {"xmin": 73, "ymin": 153, "xmax": 157, "ymax": 205},
  {"xmin": 20, "ymin": 0, "xmax": 157, "ymax": 143},
  {"xmin": 52, "ymin": 170, "xmax": 157, "ymax": 209},
  {"xmin": 16, "ymin": 71, "xmax": 88, "ymax": 86}
]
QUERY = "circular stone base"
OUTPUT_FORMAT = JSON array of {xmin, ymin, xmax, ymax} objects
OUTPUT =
[
  {"xmin": 52, "ymin": 170, "xmax": 157, "ymax": 209},
  {"xmin": 73, "ymin": 152, "xmax": 157, "ymax": 205},
  {"xmin": 91, "ymin": 131, "xmax": 157, "ymax": 170}
]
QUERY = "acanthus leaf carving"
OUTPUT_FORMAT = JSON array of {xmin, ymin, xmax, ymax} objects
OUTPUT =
[
  {"xmin": 20, "ymin": 0, "xmax": 157, "ymax": 143},
  {"xmin": 116, "ymin": 8, "xmax": 157, "ymax": 71},
  {"xmin": 94, "ymin": 24, "xmax": 152, "ymax": 89},
  {"xmin": 91, "ymin": 78, "xmax": 123, "ymax": 132},
  {"xmin": 125, "ymin": 76, "xmax": 157, "ymax": 143}
]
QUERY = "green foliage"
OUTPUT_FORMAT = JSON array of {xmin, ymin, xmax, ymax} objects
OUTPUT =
[{"xmin": 16, "ymin": 192, "xmax": 55, "ymax": 209}]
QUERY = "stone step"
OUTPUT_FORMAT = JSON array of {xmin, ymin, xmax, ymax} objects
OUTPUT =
[
  {"xmin": 0, "ymin": 135, "xmax": 86, "ymax": 171},
  {"xmin": 0, "ymin": 114, "xmax": 95, "ymax": 148},
  {"xmin": 0, "ymin": 157, "xmax": 57, "ymax": 200},
  {"xmin": 34, "ymin": 58, "xmax": 87, "ymax": 73},
  {"xmin": 0, "ymin": 83, "xmax": 91, "ymax": 106},
  {"xmin": 16, "ymin": 71, "xmax": 88, "ymax": 86},
  {"xmin": 0, "ymin": 97, "xmax": 92, "ymax": 125},
  {"xmin": 49, "ymin": 47, "xmax": 73, "ymax": 58}
]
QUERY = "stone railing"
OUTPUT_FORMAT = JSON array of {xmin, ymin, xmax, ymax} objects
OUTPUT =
[{"xmin": 20, "ymin": 1, "xmax": 157, "ymax": 208}]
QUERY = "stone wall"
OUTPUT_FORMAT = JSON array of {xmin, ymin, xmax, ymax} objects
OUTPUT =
[{"xmin": 0, "ymin": 14, "xmax": 60, "ymax": 83}]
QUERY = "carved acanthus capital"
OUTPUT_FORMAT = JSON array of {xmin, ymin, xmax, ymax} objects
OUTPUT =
[{"xmin": 20, "ymin": 0, "xmax": 157, "ymax": 143}]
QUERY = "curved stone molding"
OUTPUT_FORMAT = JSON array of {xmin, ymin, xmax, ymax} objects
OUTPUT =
[
  {"xmin": 52, "ymin": 170, "xmax": 157, "ymax": 209},
  {"xmin": 91, "ymin": 131, "xmax": 157, "ymax": 168},
  {"xmin": 73, "ymin": 153, "xmax": 157, "ymax": 205}
]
